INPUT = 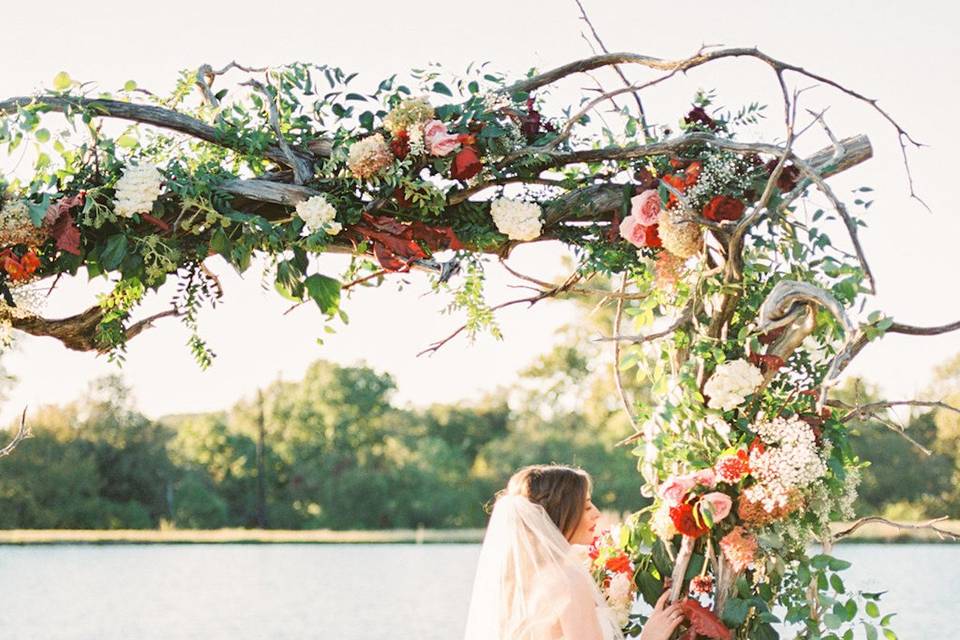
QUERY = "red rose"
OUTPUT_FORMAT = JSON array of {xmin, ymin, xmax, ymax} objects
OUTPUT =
[
  {"xmin": 451, "ymin": 145, "xmax": 482, "ymax": 181},
  {"xmin": 669, "ymin": 500, "xmax": 709, "ymax": 538},
  {"xmin": 390, "ymin": 130, "xmax": 410, "ymax": 160},
  {"xmin": 684, "ymin": 106, "xmax": 720, "ymax": 132},
  {"xmin": 605, "ymin": 553, "xmax": 633, "ymax": 574},
  {"xmin": 703, "ymin": 195, "xmax": 745, "ymax": 222},
  {"xmin": 764, "ymin": 159, "xmax": 801, "ymax": 192},
  {"xmin": 684, "ymin": 161, "xmax": 702, "ymax": 187}
]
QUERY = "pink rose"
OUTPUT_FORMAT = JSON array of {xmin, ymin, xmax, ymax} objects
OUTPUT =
[
  {"xmin": 619, "ymin": 216, "xmax": 661, "ymax": 248},
  {"xmin": 659, "ymin": 474, "xmax": 696, "ymax": 504},
  {"xmin": 630, "ymin": 189, "xmax": 662, "ymax": 226},
  {"xmin": 423, "ymin": 120, "xmax": 461, "ymax": 157},
  {"xmin": 694, "ymin": 468, "xmax": 717, "ymax": 488},
  {"xmin": 700, "ymin": 492, "xmax": 732, "ymax": 522}
]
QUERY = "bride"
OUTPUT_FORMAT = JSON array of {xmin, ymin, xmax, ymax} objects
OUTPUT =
[{"xmin": 463, "ymin": 465, "xmax": 683, "ymax": 640}]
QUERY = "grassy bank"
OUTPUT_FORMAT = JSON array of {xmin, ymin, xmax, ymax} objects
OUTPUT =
[{"xmin": 0, "ymin": 521, "xmax": 956, "ymax": 545}]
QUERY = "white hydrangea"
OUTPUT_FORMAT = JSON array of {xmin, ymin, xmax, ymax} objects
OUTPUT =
[
  {"xmin": 113, "ymin": 163, "xmax": 163, "ymax": 218},
  {"xmin": 650, "ymin": 503, "xmax": 676, "ymax": 541},
  {"xmin": 490, "ymin": 198, "xmax": 542, "ymax": 241},
  {"xmin": 295, "ymin": 195, "xmax": 341, "ymax": 236},
  {"xmin": 749, "ymin": 415, "xmax": 828, "ymax": 511},
  {"xmin": 703, "ymin": 359, "xmax": 763, "ymax": 411},
  {"xmin": 605, "ymin": 572, "xmax": 634, "ymax": 627}
]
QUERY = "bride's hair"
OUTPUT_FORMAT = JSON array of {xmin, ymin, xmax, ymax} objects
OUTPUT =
[{"xmin": 501, "ymin": 464, "xmax": 592, "ymax": 540}]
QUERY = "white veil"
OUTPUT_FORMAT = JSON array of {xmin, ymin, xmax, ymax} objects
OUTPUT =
[{"xmin": 463, "ymin": 494, "xmax": 621, "ymax": 640}]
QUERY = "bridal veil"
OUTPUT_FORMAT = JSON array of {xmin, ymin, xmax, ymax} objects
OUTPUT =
[{"xmin": 463, "ymin": 494, "xmax": 621, "ymax": 640}]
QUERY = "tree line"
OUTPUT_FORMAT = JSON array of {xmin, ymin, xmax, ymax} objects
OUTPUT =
[{"xmin": 1, "ymin": 348, "xmax": 958, "ymax": 529}]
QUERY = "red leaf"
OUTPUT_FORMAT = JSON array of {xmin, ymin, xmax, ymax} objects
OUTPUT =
[
  {"xmin": 43, "ymin": 194, "xmax": 85, "ymax": 256},
  {"xmin": 352, "ymin": 214, "xmax": 464, "ymax": 271},
  {"xmin": 757, "ymin": 325, "xmax": 786, "ymax": 345},
  {"xmin": 747, "ymin": 353, "xmax": 785, "ymax": 374},
  {"xmin": 680, "ymin": 599, "xmax": 731, "ymax": 640}
]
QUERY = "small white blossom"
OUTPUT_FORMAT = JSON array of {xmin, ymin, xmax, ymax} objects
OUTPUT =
[
  {"xmin": 704, "ymin": 359, "xmax": 763, "ymax": 411},
  {"xmin": 295, "ymin": 195, "xmax": 341, "ymax": 236},
  {"xmin": 490, "ymin": 198, "xmax": 542, "ymax": 241},
  {"xmin": 748, "ymin": 415, "xmax": 828, "ymax": 512},
  {"xmin": 113, "ymin": 163, "xmax": 163, "ymax": 218}
]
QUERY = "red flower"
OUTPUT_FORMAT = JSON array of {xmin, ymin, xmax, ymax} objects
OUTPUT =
[
  {"xmin": 702, "ymin": 195, "xmax": 745, "ymax": 222},
  {"xmin": 663, "ymin": 174, "xmax": 686, "ymax": 207},
  {"xmin": 715, "ymin": 450, "xmax": 750, "ymax": 483},
  {"xmin": 20, "ymin": 249, "xmax": 40, "ymax": 275},
  {"xmin": 747, "ymin": 352, "xmax": 785, "ymax": 375},
  {"xmin": 690, "ymin": 574, "xmax": 714, "ymax": 595},
  {"xmin": 764, "ymin": 159, "xmax": 801, "ymax": 192},
  {"xmin": 390, "ymin": 129, "xmax": 410, "ymax": 160},
  {"xmin": 451, "ymin": 145, "xmax": 482, "ymax": 181},
  {"xmin": 669, "ymin": 500, "xmax": 709, "ymax": 538},
  {"xmin": 605, "ymin": 553, "xmax": 633, "ymax": 574},
  {"xmin": 748, "ymin": 438, "xmax": 766, "ymax": 456},
  {"xmin": 681, "ymin": 598, "xmax": 732, "ymax": 640},
  {"xmin": 684, "ymin": 161, "xmax": 702, "ymax": 187}
]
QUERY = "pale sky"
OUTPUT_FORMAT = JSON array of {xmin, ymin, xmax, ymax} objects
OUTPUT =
[{"xmin": 1, "ymin": 0, "xmax": 959, "ymax": 425}]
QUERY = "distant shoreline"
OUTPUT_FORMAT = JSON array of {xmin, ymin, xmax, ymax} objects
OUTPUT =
[{"xmin": 0, "ymin": 521, "xmax": 957, "ymax": 545}]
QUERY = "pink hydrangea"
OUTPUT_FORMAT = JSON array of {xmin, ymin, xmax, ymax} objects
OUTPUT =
[
  {"xmin": 720, "ymin": 526, "xmax": 758, "ymax": 572},
  {"xmin": 630, "ymin": 189, "xmax": 662, "ymax": 226},
  {"xmin": 423, "ymin": 120, "xmax": 461, "ymax": 157}
]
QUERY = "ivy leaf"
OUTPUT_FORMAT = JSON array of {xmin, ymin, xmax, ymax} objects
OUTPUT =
[
  {"xmin": 721, "ymin": 597, "xmax": 751, "ymax": 627},
  {"xmin": 431, "ymin": 81, "xmax": 453, "ymax": 97},
  {"xmin": 304, "ymin": 273, "xmax": 341, "ymax": 316},
  {"xmin": 101, "ymin": 234, "xmax": 128, "ymax": 270}
]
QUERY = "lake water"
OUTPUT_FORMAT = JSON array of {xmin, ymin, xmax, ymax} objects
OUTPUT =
[{"xmin": 0, "ymin": 543, "xmax": 956, "ymax": 639}]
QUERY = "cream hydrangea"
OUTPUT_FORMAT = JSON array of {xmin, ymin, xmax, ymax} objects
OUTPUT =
[
  {"xmin": 657, "ymin": 210, "xmax": 702, "ymax": 259},
  {"xmin": 113, "ymin": 163, "xmax": 163, "ymax": 218},
  {"xmin": 347, "ymin": 134, "xmax": 394, "ymax": 180},
  {"xmin": 382, "ymin": 97, "xmax": 434, "ymax": 135},
  {"xmin": 704, "ymin": 358, "xmax": 763, "ymax": 411},
  {"xmin": 295, "ymin": 194, "xmax": 341, "ymax": 236},
  {"xmin": 490, "ymin": 198, "xmax": 542, "ymax": 241}
]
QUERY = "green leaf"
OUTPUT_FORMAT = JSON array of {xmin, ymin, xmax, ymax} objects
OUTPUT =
[
  {"xmin": 721, "ymin": 598, "xmax": 751, "ymax": 626},
  {"xmin": 123, "ymin": 80, "xmax": 138, "ymax": 92},
  {"xmin": 101, "ymin": 234, "xmax": 128, "ymax": 270},
  {"xmin": 882, "ymin": 629, "xmax": 897, "ymax": 640},
  {"xmin": 53, "ymin": 71, "xmax": 72, "ymax": 91},
  {"xmin": 26, "ymin": 194, "xmax": 52, "ymax": 226},
  {"xmin": 864, "ymin": 622, "xmax": 878, "ymax": 640},
  {"xmin": 865, "ymin": 601, "xmax": 880, "ymax": 618},
  {"xmin": 116, "ymin": 134, "xmax": 139, "ymax": 149},
  {"xmin": 828, "ymin": 557, "xmax": 852, "ymax": 571},
  {"xmin": 824, "ymin": 613, "xmax": 843, "ymax": 630},
  {"xmin": 304, "ymin": 273, "xmax": 341, "ymax": 315},
  {"xmin": 431, "ymin": 81, "xmax": 453, "ymax": 97},
  {"xmin": 35, "ymin": 128, "xmax": 50, "ymax": 143}
]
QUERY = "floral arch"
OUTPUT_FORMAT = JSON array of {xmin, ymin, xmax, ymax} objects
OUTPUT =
[{"xmin": 1, "ymin": 46, "xmax": 958, "ymax": 639}]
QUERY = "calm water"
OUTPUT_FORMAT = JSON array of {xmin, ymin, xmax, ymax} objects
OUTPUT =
[{"xmin": 0, "ymin": 543, "xmax": 955, "ymax": 639}]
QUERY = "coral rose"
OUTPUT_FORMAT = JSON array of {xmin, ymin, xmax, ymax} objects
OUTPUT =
[
  {"xmin": 699, "ymin": 492, "xmax": 733, "ymax": 522},
  {"xmin": 423, "ymin": 119, "xmax": 461, "ymax": 157},
  {"xmin": 630, "ymin": 189, "xmax": 662, "ymax": 226},
  {"xmin": 619, "ymin": 216, "xmax": 661, "ymax": 249}
]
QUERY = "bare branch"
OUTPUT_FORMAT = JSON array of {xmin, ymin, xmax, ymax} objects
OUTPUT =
[
  {"xmin": 612, "ymin": 273, "xmax": 641, "ymax": 435},
  {"xmin": 833, "ymin": 516, "xmax": 959, "ymax": 542},
  {"xmin": 596, "ymin": 303, "xmax": 693, "ymax": 344},
  {"xmin": 242, "ymin": 78, "xmax": 313, "ymax": 185},
  {"xmin": 836, "ymin": 399, "xmax": 960, "ymax": 423},
  {"xmin": 0, "ymin": 409, "xmax": 32, "ymax": 458}
]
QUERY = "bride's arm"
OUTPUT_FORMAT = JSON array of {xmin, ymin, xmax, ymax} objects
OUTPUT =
[{"xmin": 557, "ymin": 572, "xmax": 605, "ymax": 640}]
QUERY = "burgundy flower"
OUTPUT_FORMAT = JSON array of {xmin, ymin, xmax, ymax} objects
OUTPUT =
[{"xmin": 684, "ymin": 106, "xmax": 719, "ymax": 131}]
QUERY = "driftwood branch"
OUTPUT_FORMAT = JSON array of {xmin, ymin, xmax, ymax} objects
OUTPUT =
[
  {"xmin": 0, "ymin": 95, "xmax": 316, "ymax": 170},
  {"xmin": 833, "ymin": 516, "xmax": 959, "ymax": 542}
]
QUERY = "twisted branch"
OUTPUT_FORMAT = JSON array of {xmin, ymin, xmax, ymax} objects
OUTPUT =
[{"xmin": 833, "ymin": 516, "xmax": 959, "ymax": 542}]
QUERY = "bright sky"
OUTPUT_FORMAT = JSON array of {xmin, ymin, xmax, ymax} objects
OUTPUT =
[{"xmin": 1, "ymin": 0, "xmax": 959, "ymax": 425}]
